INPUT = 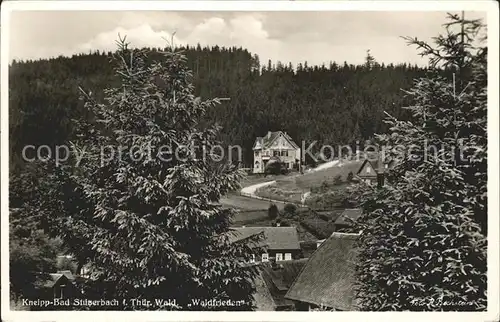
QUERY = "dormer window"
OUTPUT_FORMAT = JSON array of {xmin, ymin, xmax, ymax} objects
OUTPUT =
[{"xmin": 366, "ymin": 167, "xmax": 371, "ymax": 173}]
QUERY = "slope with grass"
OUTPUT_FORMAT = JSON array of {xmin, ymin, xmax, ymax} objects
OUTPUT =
[{"xmin": 255, "ymin": 160, "xmax": 363, "ymax": 206}]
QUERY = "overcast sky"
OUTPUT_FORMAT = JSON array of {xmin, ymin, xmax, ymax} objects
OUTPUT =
[{"xmin": 8, "ymin": 10, "xmax": 487, "ymax": 66}]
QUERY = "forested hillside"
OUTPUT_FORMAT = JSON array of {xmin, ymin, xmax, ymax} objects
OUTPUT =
[{"xmin": 9, "ymin": 45, "xmax": 432, "ymax": 172}]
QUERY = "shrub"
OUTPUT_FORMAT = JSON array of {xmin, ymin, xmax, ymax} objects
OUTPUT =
[
  {"xmin": 56, "ymin": 256, "xmax": 78, "ymax": 274},
  {"xmin": 283, "ymin": 203, "xmax": 297, "ymax": 217},
  {"xmin": 333, "ymin": 174, "xmax": 343, "ymax": 185},
  {"xmin": 280, "ymin": 165, "xmax": 290, "ymax": 175},
  {"xmin": 346, "ymin": 171, "xmax": 354, "ymax": 182},
  {"xmin": 268, "ymin": 203, "xmax": 279, "ymax": 220},
  {"xmin": 273, "ymin": 218, "xmax": 290, "ymax": 227},
  {"xmin": 280, "ymin": 219, "xmax": 290, "ymax": 227},
  {"xmin": 306, "ymin": 190, "xmax": 348, "ymax": 209},
  {"xmin": 265, "ymin": 160, "xmax": 288, "ymax": 176}
]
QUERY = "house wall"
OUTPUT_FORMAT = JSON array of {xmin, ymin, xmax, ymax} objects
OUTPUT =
[
  {"xmin": 255, "ymin": 249, "xmax": 300, "ymax": 263},
  {"xmin": 361, "ymin": 177, "xmax": 376, "ymax": 185},
  {"xmin": 253, "ymin": 150, "xmax": 263, "ymax": 173},
  {"xmin": 357, "ymin": 162, "xmax": 377, "ymax": 185},
  {"xmin": 253, "ymin": 149, "xmax": 299, "ymax": 173},
  {"xmin": 360, "ymin": 162, "xmax": 375, "ymax": 175},
  {"xmin": 253, "ymin": 133, "xmax": 301, "ymax": 174}
]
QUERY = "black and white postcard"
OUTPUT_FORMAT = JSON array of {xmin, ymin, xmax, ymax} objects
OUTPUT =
[{"xmin": 1, "ymin": 1, "xmax": 499, "ymax": 321}]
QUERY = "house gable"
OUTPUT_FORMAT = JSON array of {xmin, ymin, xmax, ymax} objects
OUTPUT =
[
  {"xmin": 268, "ymin": 134, "xmax": 296, "ymax": 150},
  {"xmin": 268, "ymin": 132, "xmax": 299, "ymax": 150},
  {"xmin": 253, "ymin": 137, "xmax": 264, "ymax": 150},
  {"xmin": 356, "ymin": 159, "xmax": 377, "ymax": 177},
  {"xmin": 254, "ymin": 131, "xmax": 299, "ymax": 151}
]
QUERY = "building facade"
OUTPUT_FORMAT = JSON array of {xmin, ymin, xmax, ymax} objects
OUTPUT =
[
  {"xmin": 253, "ymin": 131, "xmax": 301, "ymax": 174},
  {"xmin": 356, "ymin": 157, "xmax": 395, "ymax": 186},
  {"xmin": 230, "ymin": 227, "xmax": 302, "ymax": 263}
]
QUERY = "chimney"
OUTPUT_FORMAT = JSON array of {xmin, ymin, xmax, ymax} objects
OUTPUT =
[
  {"xmin": 377, "ymin": 153, "xmax": 385, "ymax": 188},
  {"xmin": 267, "ymin": 131, "xmax": 272, "ymax": 139},
  {"xmin": 377, "ymin": 172, "xmax": 385, "ymax": 188}
]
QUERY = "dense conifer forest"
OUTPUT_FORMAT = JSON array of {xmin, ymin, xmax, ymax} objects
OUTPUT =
[{"xmin": 9, "ymin": 45, "xmax": 432, "ymax": 172}]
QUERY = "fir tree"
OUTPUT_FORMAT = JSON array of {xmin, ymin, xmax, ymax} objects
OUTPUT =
[
  {"xmin": 365, "ymin": 49, "xmax": 376, "ymax": 70},
  {"xmin": 352, "ymin": 13, "xmax": 487, "ymax": 311},
  {"xmin": 33, "ymin": 37, "xmax": 260, "ymax": 310}
]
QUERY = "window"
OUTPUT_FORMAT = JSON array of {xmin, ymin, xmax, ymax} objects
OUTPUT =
[
  {"xmin": 276, "ymin": 253, "xmax": 283, "ymax": 261},
  {"xmin": 281, "ymin": 151, "xmax": 288, "ymax": 157},
  {"xmin": 262, "ymin": 253, "xmax": 269, "ymax": 262},
  {"xmin": 385, "ymin": 164, "xmax": 388, "ymax": 169},
  {"xmin": 250, "ymin": 254, "xmax": 256, "ymax": 263},
  {"xmin": 273, "ymin": 151, "xmax": 279, "ymax": 157},
  {"xmin": 284, "ymin": 253, "xmax": 292, "ymax": 260},
  {"xmin": 366, "ymin": 167, "xmax": 371, "ymax": 173}
]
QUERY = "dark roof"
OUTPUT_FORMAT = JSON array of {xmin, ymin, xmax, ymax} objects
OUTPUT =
[
  {"xmin": 229, "ymin": 227, "xmax": 301, "ymax": 250},
  {"xmin": 57, "ymin": 270, "xmax": 75, "ymax": 281},
  {"xmin": 36, "ymin": 273, "xmax": 70, "ymax": 288},
  {"xmin": 253, "ymin": 131, "xmax": 299, "ymax": 150},
  {"xmin": 315, "ymin": 209, "xmax": 344, "ymax": 222},
  {"xmin": 285, "ymin": 232, "xmax": 360, "ymax": 310},
  {"xmin": 334, "ymin": 209, "xmax": 362, "ymax": 226},
  {"xmin": 262, "ymin": 259, "xmax": 309, "ymax": 291},
  {"xmin": 261, "ymin": 259, "xmax": 309, "ymax": 308},
  {"xmin": 356, "ymin": 159, "xmax": 378, "ymax": 177},
  {"xmin": 356, "ymin": 156, "xmax": 395, "ymax": 177},
  {"xmin": 253, "ymin": 272, "xmax": 276, "ymax": 311}
]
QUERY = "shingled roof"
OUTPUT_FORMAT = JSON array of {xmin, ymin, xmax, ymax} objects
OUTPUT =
[
  {"xmin": 253, "ymin": 131, "xmax": 299, "ymax": 150},
  {"xmin": 229, "ymin": 227, "xmax": 301, "ymax": 250},
  {"xmin": 35, "ymin": 273, "xmax": 71, "ymax": 288},
  {"xmin": 334, "ymin": 209, "xmax": 362, "ymax": 226},
  {"xmin": 262, "ymin": 259, "xmax": 309, "ymax": 291},
  {"xmin": 260, "ymin": 259, "xmax": 309, "ymax": 308},
  {"xmin": 285, "ymin": 232, "xmax": 360, "ymax": 310}
]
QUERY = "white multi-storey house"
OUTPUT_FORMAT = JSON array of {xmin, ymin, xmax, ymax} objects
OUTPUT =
[{"xmin": 252, "ymin": 131, "xmax": 301, "ymax": 174}]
